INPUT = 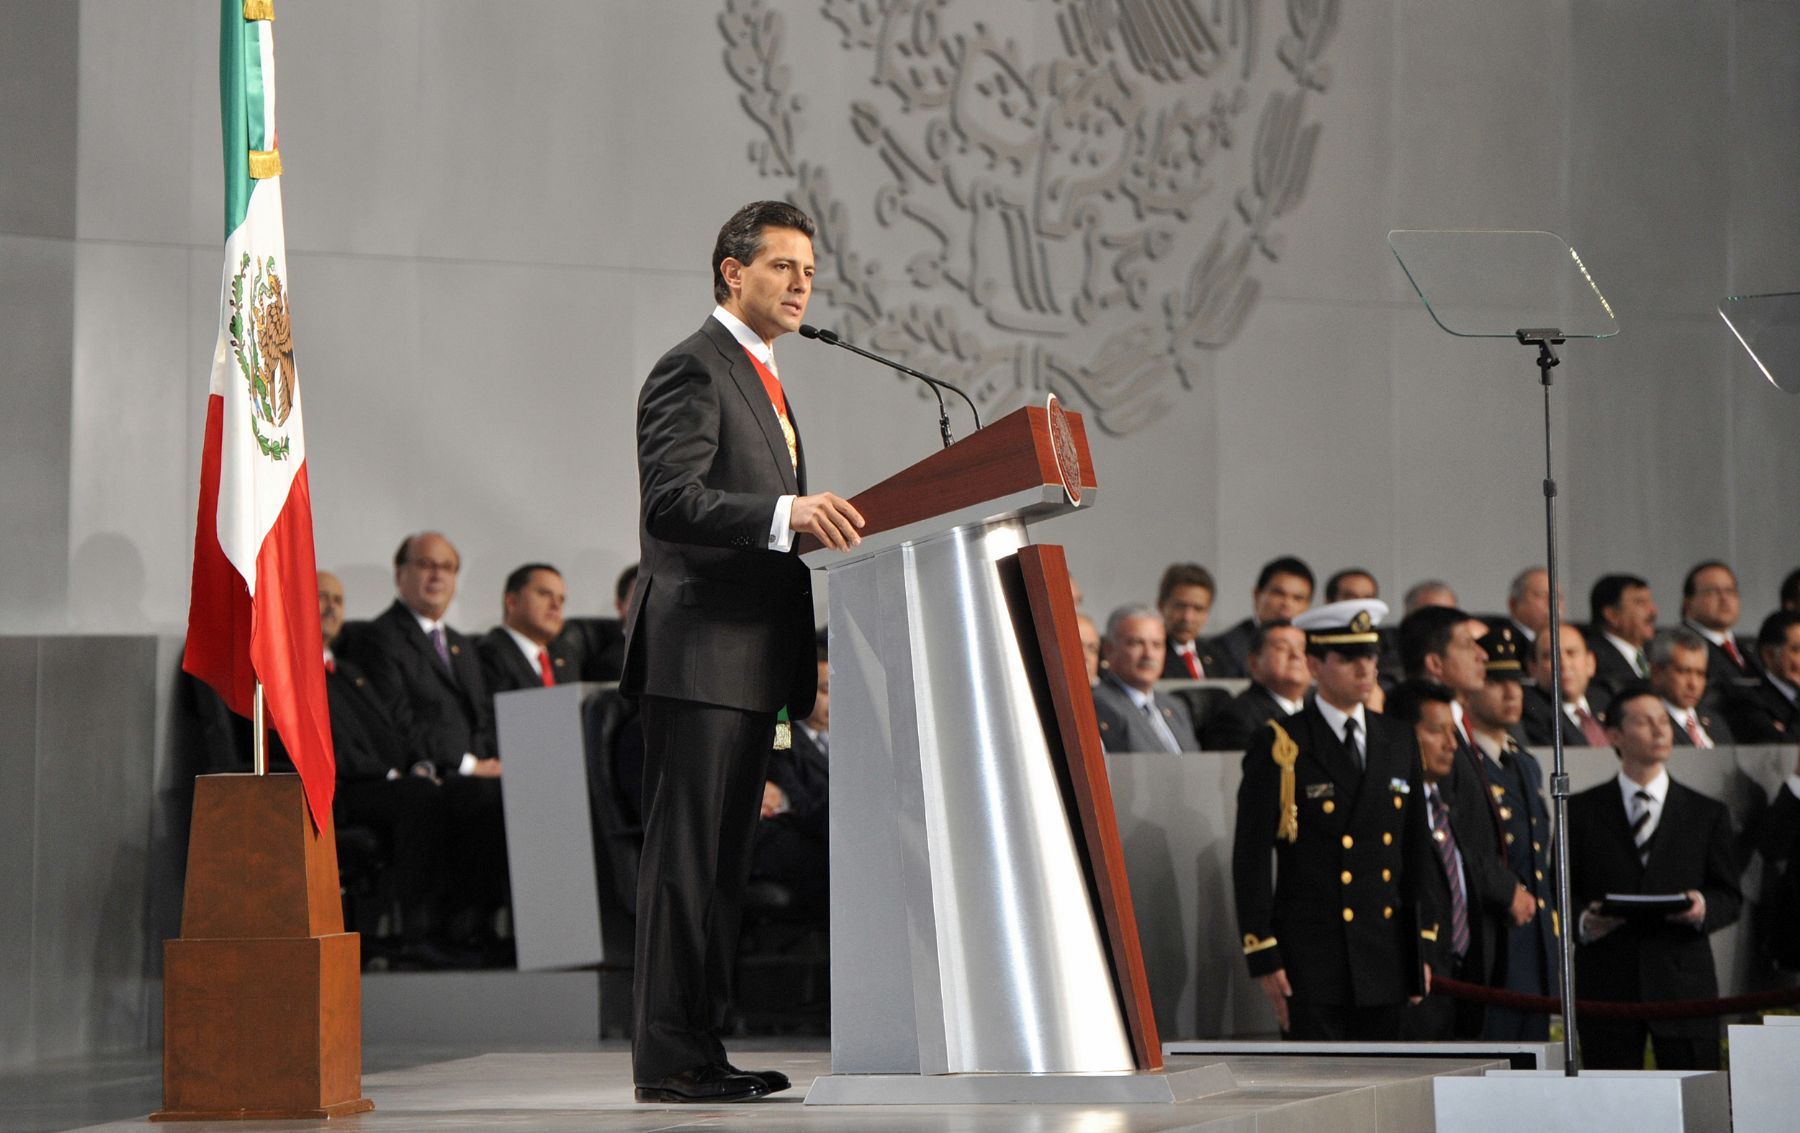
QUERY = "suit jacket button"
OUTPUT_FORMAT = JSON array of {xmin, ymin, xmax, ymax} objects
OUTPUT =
[
  {"xmin": 1382, "ymin": 868, "xmax": 1392, "ymax": 882},
  {"xmin": 1382, "ymin": 832, "xmax": 1393, "ymax": 846},
  {"xmin": 1383, "ymin": 906, "xmax": 1394, "ymax": 919},
  {"xmin": 1341, "ymin": 871, "xmax": 1353, "ymax": 885},
  {"xmin": 1342, "ymin": 835, "xmax": 1354, "ymax": 849},
  {"xmin": 1342, "ymin": 908, "xmax": 1355, "ymax": 922},
  {"xmin": 1538, "ymin": 897, "xmax": 1546, "ymax": 909},
  {"xmin": 1394, "ymin": 796, "xmax": 1404, "ymax": 810},
  {"xmin": 1323, "ymin": 800, "xmax": 1336, "ymax": 814}
]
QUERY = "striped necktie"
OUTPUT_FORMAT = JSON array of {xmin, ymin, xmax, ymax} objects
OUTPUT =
[{"xmin": 1631, "ymin": 788, "xmax": 1655, "ymax": 865}]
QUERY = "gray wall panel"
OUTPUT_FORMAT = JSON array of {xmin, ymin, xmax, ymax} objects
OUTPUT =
[
  {"xmin": 0, "ymin": 1, "xmax": 78, "ymax": 239},
  {"xmin": 0, "ymin": 640, "xmax": 42, "ymax": 1067}
]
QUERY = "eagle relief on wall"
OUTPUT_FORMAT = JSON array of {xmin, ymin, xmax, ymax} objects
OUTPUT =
[{"xmin": 721, "ymin": 0, "xmax": 1338, "ymax": 435}]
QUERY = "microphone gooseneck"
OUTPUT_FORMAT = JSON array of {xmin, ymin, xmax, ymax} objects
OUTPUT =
[{"xmin": 797, "ymin": 324, "xmax": 980, "ymax": 449}]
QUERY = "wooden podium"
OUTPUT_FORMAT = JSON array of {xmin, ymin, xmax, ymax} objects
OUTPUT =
[
  {"xmin": 799, "ymin": 402, "xmax": 1205, "ymax": 1105},
  {"xmin": 155, "ymin": 774, "xmax": 372, "ymax": 1120}
]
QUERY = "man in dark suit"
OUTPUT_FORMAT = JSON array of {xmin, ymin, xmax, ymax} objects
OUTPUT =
[
  {"xmin": 1207, "ymin": 556, "xmax": 1314, "ymax": 678},
  {"xmin": 563, "ymin": 563, "xmax": 636, "ymax": 683},
  {"xmin": 1201, "ymin": 619, "xmax": 1308, "ymax": 750},
  {"xmin": 1568, "ymin": 683, "xmax": 1741, "ymax": 1070},
  {"xmin": 1093, "ymin": 606, "xmax": 1201, "ymax": 752},
  {"xmin": 1389, "ymin": 679, "xmax": 1487, "ymax": 1039},
  {"xmin": 621, "ymin": 200, "xmax": 864, "ymax": 1104},
  {"xmin": 1727, "ymin": 610, "xmax": 1800, "ymax": 743},
  {"xmin": 1466, "ymin": 627, "xmax": 1557, "ymax": 1041},
  {"xmin": 1586, "ymin": 573, "xmax": 1658, "ymax": 698},
  {"xmin": 1503, "ymin": 566, "xmax": 1554, "ymax": 649},
  {"xmin": 1156, "ymin": 562, "xmax": 1228, "ymax": 679},
  {"xmin": 1522, "ymin": 623, "xmax": 1611, "ymax": 747},
  {"xmin": 1753, "ymin": 743, "xmax": 1800, "ymax": 969},
  {"xmin": 336, "ymin": 533, "xmax": 511, "ymax": 958},
  {"xmin": 751, "ymin": 633, "xmax": 830, "ymax": 917},
  {"xmin": 478, "ymin": 563, "xmax": 580, "ymax": 695},
  {"xmin": 1231, "ymin": 599, "xmax": 1438, "ymax": 1041},
  {"xmin": 1648, "ymin": 627, "xmax": 1734, "ymax": 748},
  {"xmin": 1679, "ymin": 560, "xmax": 1760, "ymax": 694}
]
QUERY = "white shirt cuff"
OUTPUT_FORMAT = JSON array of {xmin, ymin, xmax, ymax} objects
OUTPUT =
[
  {"xmin": 768, "ymin": 494, "xmax": 796, "ymax": 551},
  {"xmin": 458, "ymin": 753, "xmax": 479, "ymax": 777}
]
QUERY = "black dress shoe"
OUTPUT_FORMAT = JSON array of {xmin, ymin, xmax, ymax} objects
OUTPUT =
[
  {"xmin": 634, "ymin": 1064, "xmax": 769, "ymax": 1104},
  {"xmin": 723, "ymin": 1063, "xmax": 791, "ymax": 1094}
]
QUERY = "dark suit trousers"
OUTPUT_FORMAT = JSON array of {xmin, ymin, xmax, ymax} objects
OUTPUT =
[
  {"xmin": 632, "ymin": 694, "xmax": 775, "ymax": 1083},
  {"xmin": 1286, "ymin": 1000, "xmax": 1403, "ymax": 1042},
  {"xmin": 333, "ymin": 778, "xmax": 451, "ymax": 928},
  {"xmin": 1581, "ymin": 1022, "xmax": 1721, "ymax": 1071}
]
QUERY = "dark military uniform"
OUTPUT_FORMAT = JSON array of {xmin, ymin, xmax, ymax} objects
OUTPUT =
[
  {"xmin": 1475, "ymin": 733, "xmax": 1558, "ymax": 1039},
  {"xmin": 1232, "ymin": 700, "xmax": 1439, "ymax": 1039}
]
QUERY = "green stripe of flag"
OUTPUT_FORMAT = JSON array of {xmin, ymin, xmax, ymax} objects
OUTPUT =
[{"xmin": 217, "ymin": 0, "xmax": 255, "ymax": 237}]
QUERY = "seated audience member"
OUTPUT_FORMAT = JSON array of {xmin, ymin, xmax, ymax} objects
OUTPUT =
[
  {"xmin": 1156, "ymin": 563, "xmax": 1227, "ymax": 678},
  {"xmin": 751, "ymin": 633, "xmax": 829, "ymax": 917},
  {"xmin": 1390, "ymin": 679, "xmax": 1487, "ymax": 1040},
  {"xmin": 1324, "ymin": 568, "xmax": 1379, "ymax": 602},
  {"xmin": 1208, "ymin": 556, "xmax": 1315, "ymax": 678},
  {"xmin": 1568, "ymin": 683, "xmax": 1741, "ymax": 1071},
  {"xmin": 1201, "ymin": 620, "xmax": 1308, "ymax": 750},
  {"xmin": 1403, "ymin": 579, "xmax": 1458, "ymax": 616},
  {"xmin": 1726, "ymin": 610, "xmax": 1800, "ymax": 743},
  {"xmin": 1648, "ymin": 628, "xmax": 1733, "ymax": 748},
  {"xmin": 1587, "ymin": 573, "xmax": 1658, "ymax": 697},
  {"xmin": 564, "ymin": 563, "xmax": 637, "ymax": 682},
  {"xmin": 480, "ymin": 563, "xmax": 579, "ymax": 696},
  {"xmin": 1076, "ymin": 612, "xmax": 1102, "ymax": 686},
  {"xmin": 1679, "ymin": 560, "xmax": 1759, "ymax": 691},
  {"xmin": 1230, "ymin": 599, "xmax": 1437, "ymax": 1041},
  {"xmin": 1466, "ymin": 627, "xmax": 1556, "ymax": 1042},
  {"xmin": 318, "ymin": 571, "xmax": 463, "ymax": 966},
  {"xmin": 1521, "ymin": 623, "xmax": 1611, "ymax": 747},
  {"xmin": 1093, "ymin": 606, "xmax": 1199, "ymax": 752},
  {"xmin": 336, "ymin": 531, "xmax": 511, "ymax": 960},
  {"xmin": 1504, "ymin": 567, "xmax": 1553, "ymax": 645}
]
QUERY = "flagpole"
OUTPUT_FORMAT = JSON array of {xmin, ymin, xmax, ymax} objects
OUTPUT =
[{"xmin": 252, "ymin": 680, "xmax": 267, "ymax": 775}]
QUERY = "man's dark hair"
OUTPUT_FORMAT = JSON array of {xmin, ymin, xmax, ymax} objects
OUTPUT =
[
  {"xmin": 1255, "ymin": 555, "xmax": 1314, "ymax": 595},
  {"xmin": 615, "ymin": 563, "xmax": 640, "ymax": 605},
  {"xmin": 1247, "ymin": 617, "xmax": 1295, "ymax": 657},
  {"xmin": 1386, "ymin": 678, "xmax": 1454, "ymax": 725},
  {"xmin": 393, "ymin": 532, "xmax": 458, "ymax": 572},
  {"xmin": 1398, "ymin": 605, "xmax": 1473, "ymax": 679},
  {"xmin": 711, "ymin": 200, "xmax": 817, "ymax": 303},
  {"xmin": 1324, "ymin": 568, "xmax": 1377, "ymax": 602},
  {"xmin": 1602, "ymin": 681, "xmax": 1661, "ymax": 730},
  {"xmin": 1781, "ymin": 567, "xmax": 1800, "ymax": 611},
  {"xmin": 1589, "ymin": 573, "xmax": 1648, "ymax": 629},
  {"xmin": 1681, "ymin": 559, "xmax": 1733, "ymax": 599},
  {"xmin": 1758, "ymin": 609, "xmax": 1800, "ymax": 656},
  {"xmin": 815, "ymin": 627, "xmax": 830, "ymax": 664},
  {"xmin": 1157, "ymin": 562, "xmax": 1216, "ymax": 606},
  {"xmin": 504, "ymin": 562, "xmax": 560, "ymax": 595}
]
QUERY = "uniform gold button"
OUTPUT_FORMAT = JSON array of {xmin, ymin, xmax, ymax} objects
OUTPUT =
[
  {"xmin": 1341, "ymin": 871, "xmax": 1353, "ymax": 885},
  {"xmin": 1537, "ymin": 897, "xmax": 1546, "ymax": 909},
  {"xmin": 1383, "ymin": 906, "xmax": 1393, "ymax": 919},
  {"xmin": 1342, "ymin": 835, "xmax": 1354, "ymax": 849},
  {"xmin": 1382, "ymin": 832, "xmax": 1393, "ymax": 846},
  {"xmin": 1382, "ymin": 869, "xmax": 1392, "ymax": 882},
  {"xmin": 1532, "ymin": 841, "xmax": 1541, "ymax": 851},
  {"xmin": 1393, "ymin": 797, "xmax": 1404, "ymax": 810},
  {"xmin": 1499, "ymin": 806, "xmax": 1514, "ymax": 820},
  {"xmin": 1506, "ymin": 833, "xmax": 1516, "ymax": 845},
  {"xmin": 1342, "ymin": 908, "xmax": 1354, "ymax": 922},
  {"xmin": 1536, "ymin": 870, "xmax": 1544, "ymax": 880},
  {"xmin": 1323, "ymin": 800, "xmax": 1336, "ymax": 814}
]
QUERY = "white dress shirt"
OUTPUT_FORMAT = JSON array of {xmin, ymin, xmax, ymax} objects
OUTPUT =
[
  {"xmin": 1314, "ymin": 697, "xmax": 1368, "ymax": 762},
  {"xmin": 1662, "ymin": 698, "xmax": 1714, "ymax": 748},
  {"xmin": 1618, "ymin": 767, "xmax": 1670, "ymax": 847},
  {"xmin": 712, "ymin": 305, "xmax": 797, "ymax": 551}
]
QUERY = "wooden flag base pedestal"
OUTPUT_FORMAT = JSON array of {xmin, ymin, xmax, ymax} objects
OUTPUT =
[{"xmin": 154, "ymin": 774, "xmax": 373, "ymax": 1121}]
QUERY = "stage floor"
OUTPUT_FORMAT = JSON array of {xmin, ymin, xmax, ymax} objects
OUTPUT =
[{"xmin": 42, "ymin": 1046, "xmax": 1504, "ymax": 1132}]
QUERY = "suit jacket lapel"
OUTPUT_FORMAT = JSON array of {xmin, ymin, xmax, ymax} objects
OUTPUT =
[
  {"xmin": 702, "ymin": 320, "xmax": 800, "ymax": 495},
  {"xmin": 391, "ymin": 602, "xmax": 463, "ymax": 697},
  {"xmin": 1601, "ymin": 783, "xmax": 1645, "ymax": 879},
  {"xmin": 1642, "ymin": 783, "xmax": 1682, "ymax": 882}
]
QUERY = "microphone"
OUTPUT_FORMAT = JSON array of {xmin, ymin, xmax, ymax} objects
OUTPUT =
[{"xmin": 799, "ymin": 324, "xmax": 980, "ymax": 448}]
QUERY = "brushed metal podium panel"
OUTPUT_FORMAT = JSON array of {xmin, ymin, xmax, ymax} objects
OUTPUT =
[{"xmin": 827, "ymin": 521, "xmax": 1131, "ymax": 1075}]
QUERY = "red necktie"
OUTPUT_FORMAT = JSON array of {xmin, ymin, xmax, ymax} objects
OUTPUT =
[
  {"xmin": 1685, "ymin": 712, "xmax": 1705, "ymax": 747},
  {"xmin": 1724, "ymin": 637, "xmax": 1745, "ymax": 670},
  {"xmin": 1574, "ymin": 704, "xmax": 1607, "ymax": 746},
  {"xmin": 1182, "ymin": 648, "xmax": 1201, "ymax": 679},
  {"xmin": 323, "ymin": 656, "xmax": 336, "ymax": 675},
  {"xmin": 538, "ymin": 649, "xmax": 555, "ymax": 687}
]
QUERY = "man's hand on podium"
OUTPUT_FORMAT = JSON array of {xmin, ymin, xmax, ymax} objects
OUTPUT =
[{"xmin": 793, "ymin": 492, "xmax": 865, "ymax": 550}]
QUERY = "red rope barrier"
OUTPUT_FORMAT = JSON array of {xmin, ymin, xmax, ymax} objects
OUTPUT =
[{"xmin": 1432, "ymin": 974, "xmax": 1800, "ymax": 1021}]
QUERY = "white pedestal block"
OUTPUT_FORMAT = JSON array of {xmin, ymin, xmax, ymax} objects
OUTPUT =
[
  {"xmin": 1434, "ymin": 1069, "xmax": 1729, "ymax": 1133},
  {"xmin": 1728, "ymin": 1016, "xmax": 1800, "ymax": 1133}
]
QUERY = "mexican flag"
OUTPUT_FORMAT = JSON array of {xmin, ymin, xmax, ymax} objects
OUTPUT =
[{"xmin": 183, "ymin": 0, "xmax": 334, "ymax": 827}]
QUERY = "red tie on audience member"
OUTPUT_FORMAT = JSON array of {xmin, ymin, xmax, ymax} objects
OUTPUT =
[
  {"xmin": 1182, "ymin": 647, "xmax": 1201, "ymax": 680},
  {"xmin": 323, "ymin": 656, "xmax": 336, "ymax": 675},
  {"xmin": 538, "ymin": 648, "xmax": 555, "ymax": 687},
  {"xmin": 1685, "ymin": 711, "xmax": 1705, "ymax": 747},
  {"xmin": 1724, "ymin": 637, "xmax": 1746, "ymax": 670},
  {"xmin": 1574, "ymin": 704, "xmax": 1607, "ymax": 747}
]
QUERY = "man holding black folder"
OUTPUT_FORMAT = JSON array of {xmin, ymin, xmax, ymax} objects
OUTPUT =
[{"xmin": 1567, "ymin": 682, "xmax": 1741, "ymax": 1070}]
